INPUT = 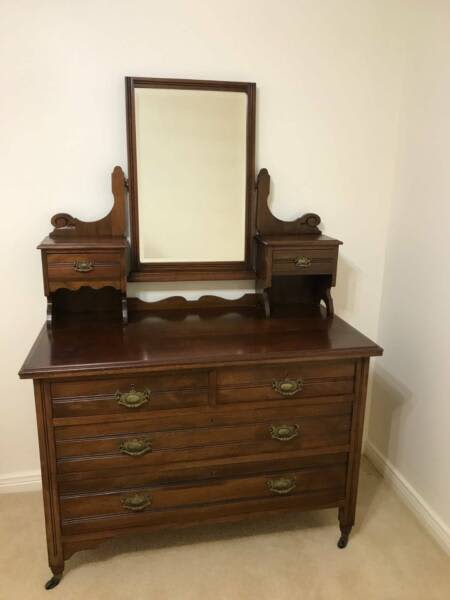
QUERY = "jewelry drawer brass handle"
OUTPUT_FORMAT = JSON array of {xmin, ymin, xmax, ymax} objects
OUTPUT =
[
  {"xmin": 121, "ymin": 493, "xmax": 151, "ymax": 512},
  {"xmin": 119, "ymin": 437, "xmax": 152, "ymax": 456},
  {"xmin": 270, "ymin": 424, "xmax": 300, "ymax": 441},
  {"xmin": 73, "ymin": 260, "xmax": 94, "ymax": 273},
  {"xmin": 272, "ymin": 378, "xmax": 303, "ymax": 396},
  {"xmin": 295, "ymin": 256, "xmax": 311, "ymax": 268},
  {"xmin": 267, "ymin": 477, "xmax": 297, "ymax": 495},
  {"xmin": 116, "ymin": 385, "xmax": 150, "ymax": 409}
]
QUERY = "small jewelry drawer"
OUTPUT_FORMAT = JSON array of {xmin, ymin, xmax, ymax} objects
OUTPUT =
[
  {"xmin": 272, "ymin": 247, "xmax": 338, "ymax": 276},
  {"xmin": 46, "ymin": 252, "xmax": 122, "ymax": 288}
]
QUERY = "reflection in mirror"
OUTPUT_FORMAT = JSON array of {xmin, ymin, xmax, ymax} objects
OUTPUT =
[{"xmin": 134, "ymin": 87, "xmax": 248, "ymax": 263}]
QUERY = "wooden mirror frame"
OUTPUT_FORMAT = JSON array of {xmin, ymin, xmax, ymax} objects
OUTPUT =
[{"xmin": 125, "ymin": 77, "xmax": 256, "ymax": 282}]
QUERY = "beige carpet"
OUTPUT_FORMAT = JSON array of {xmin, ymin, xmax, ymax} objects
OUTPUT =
[{"xmin": 1, "ymin": 458, "xmax": 449, "ymax": 600}]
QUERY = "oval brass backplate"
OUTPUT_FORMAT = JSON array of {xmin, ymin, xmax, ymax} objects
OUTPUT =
[
  {"xmin": 119, "ymin": 437, "xmax": 152, "ymax": 456},
  {"xmin": 116, "ymin": 386, "xmax": 151, "ymax": 409},
  {"xmin": 121, "ymin": 493, "xmax": 152, "ymax": 512},
  {"xmin": 295, "ymin": 256, "xmax": 312, "ymax": 268},
  {"xmin": 73, "ymin": 260, "xmax": 94, "ymax": 272},
  {"xmin": 272, "ymin": 378, "xmax": 303, "ymax": 396},
  {"xmin": 266, "ymin": 477, "xmax": 297, "ymax": 495},
  {"xmin": 269, "ymin": 424, "xmax": 300, "ymax": 441}
]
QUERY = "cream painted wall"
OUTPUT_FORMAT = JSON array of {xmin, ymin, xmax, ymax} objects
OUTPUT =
[
  {"xmin": 0, "ymin": 1, "xmax": 404, "ymax": 481},
  {"xmin": 368, "ymin": 1, "xmax": 450, "ymax": 541}
]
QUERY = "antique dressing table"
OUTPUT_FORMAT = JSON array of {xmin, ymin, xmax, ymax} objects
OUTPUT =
[{"xmin": 19, "ymin": 77, "xmax": 382, "ymax": 589}]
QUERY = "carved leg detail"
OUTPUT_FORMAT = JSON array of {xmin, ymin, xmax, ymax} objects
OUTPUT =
[
  {"xmin": 121, "ymin": 293, "xmax": 128, "ymax": 325},
  {"xmin": 322, "ymin": 288, "xmax": 334, "ymax": 317},
  {"xmin": 46, "ymin": 297, "xmax": 53, "ymax": 328},
  {"xmin": 262, "ymin": 290, "xmax": 271, "ymax": 318}
]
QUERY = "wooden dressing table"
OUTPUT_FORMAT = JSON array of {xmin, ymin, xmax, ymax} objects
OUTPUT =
[{"xmin": 19, "ymin": 77, "xmax": 382, "ymax": 589}]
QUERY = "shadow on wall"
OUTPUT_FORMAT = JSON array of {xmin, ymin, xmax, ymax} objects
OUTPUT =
[{"xmin": 367, "ymin": 365, "xmax": 414, "ymax": 460}]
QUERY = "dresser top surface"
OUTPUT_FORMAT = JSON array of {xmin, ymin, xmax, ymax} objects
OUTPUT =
[
  {"xmin": 38, "ymin": 236, "xmax": 128, "ymax": 250},
  {"xmin": 20, "ymin": 304, "xmax": 382, "ymax": 380},
  {"xmin": 256, "ymin": 234, "xmax": 342, "ymax": 247}
]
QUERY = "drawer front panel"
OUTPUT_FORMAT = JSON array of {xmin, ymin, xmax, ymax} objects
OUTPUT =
[
  {"xmin": 51, "ymin": 372, "xmax": 209, "ymax": 418},
  {"xmin": 217, "ymin": 360, "xmax": 355, "ymax": 404},
  {"xmin": 272, "ymin": 247, "xmax": 338, "ymax": 275},
  {"xmin": 54, "ymin": 401, "xmax": 353, "ymax": 440},
  {"xmin": 60, "ymin": 463, "xmax": 346, "ymax": 534},
  {"xmin": 47, "ymin": 252, "xmax": 122, "ymax": 281},
  {"xmin": 55, "ymin": 409, "xmax": 352, "ymax": 474},
  {"xmin": 58, "ymin": 452, "xmax": 348, "ymax": 495}
]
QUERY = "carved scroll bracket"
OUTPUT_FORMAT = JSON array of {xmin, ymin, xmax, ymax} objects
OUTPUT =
[
  {"xmin": 50, "ymin": 166, "xmax": 127, "ymax": 238},
  {"xmin": 255, "ymin": 168, "xmax": 321, "ymax": 235}
]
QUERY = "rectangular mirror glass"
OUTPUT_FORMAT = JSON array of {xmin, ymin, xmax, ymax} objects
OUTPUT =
[{"xmin": 126, "ymin": 78, "xmax": 256, "ymax": 281}]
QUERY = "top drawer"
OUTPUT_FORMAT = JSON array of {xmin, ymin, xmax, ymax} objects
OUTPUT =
[
  {"xmin": 272, "ymin": 247, "xmax": 338, "ymax": 276},
  {"xmin": 47, "ymin": 252, "xmax": 122, "ymax": 283},
  {"xmin": 51, "ymin": 372, "xmax": 209, "ymax": 419},
  {"xmin": 217, "ymin": 360, "xmax": 355, "ymax": 404}
]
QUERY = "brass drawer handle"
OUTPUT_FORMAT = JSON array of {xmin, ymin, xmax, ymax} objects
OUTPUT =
[
  {"xmin": 121, "ymin": 493, "xmax": 151, "ymax": 512},
  {"xmin": 116, "ymin": 385, "xmax": 150, "ymax": 409},
  {"xmin": 272, "ymin": 378, "xmax": 303, "ymax": 396},
  {"xmin": 73, "ymin": 260, "xmax": 94, "ymax": 273},
  {"xmin": 270, "ymin": 424, "xmax": 300, "ymax": 441},
  {"xmin": 267, "ymin": 477, "xmax": 297, "ymax": 495},
  {"xmin": 119, "ymin": 437, "xmax": 152, "ymax": 456},
  {"xmin": 295, "ymin": 256, "xmax": 311, "ymax": 268}
]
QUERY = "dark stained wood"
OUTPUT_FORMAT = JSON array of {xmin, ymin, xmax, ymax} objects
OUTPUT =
[
  {"xmin": 59, "ymin": 463, "xmax": 346, "ymax": 525},
  {"xmin": 61, "ymin": 487, "xmax": 345, "ymax": 539},
  {"xmin": 338, "ymin": 357, "xmax": 370, "ymax": 543},
  {"xmin": 125, "ymin": 77, "xmax": 256, "ymax": 282},
  {"xmin": 254, "ymin": 167, "xmax": 343, "ymax": 318},
  {"xmin": 33, "ymin": 381, "xmax": 64, "ymax": 578},
  {"xmin": 39, "ymin": 167, "xmax": 130, "ymax": 327},
  {"xmin": 54, "ymin": 413, "xmax": 351, "ymax": 475},
  {"xmin": 22, "ymin": 80, "xmax": 383, "ymax": 586},
  {"xmin": 255, "ymin": 168, "xmax": 321, "ymax": 235},
  {"xmin": 128, "ymin": 293, "xmax": 260, "ymax": 312},
  {"xmin": 22, "ymin": 298, "xmax": 381, "ymax": 582},
  {"xmin": 19, "ymin": 304, "xmax": 382, "ymax": 380},
  {"xmin": 57, "ymin": 451, "xmax": 349, "ymax": 495},
  {"xmin": 49, "ymin": 166, "xmax": 127, "ymax": 239},
  {"xmin": 255, "ymin": 235, "xmax": 341, "ymax": 318}
]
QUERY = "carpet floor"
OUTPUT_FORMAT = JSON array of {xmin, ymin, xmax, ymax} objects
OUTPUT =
[{"xmin": 0, "ymin": 458, "xmax": 449, "ymax": 600}]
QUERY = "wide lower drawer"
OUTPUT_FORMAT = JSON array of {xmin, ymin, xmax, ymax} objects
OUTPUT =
[
  {"xmin": 51, "ymin": 372, "xmax": 209, "ymax": 418},
  {"xmin": 217, "ymin": 360, "xmax": 355, "ymax": 404},
  {"xmin": 58, "ymin": 451, "xmax": 348, "ymax": 495},
  {"xmin": 60, "ymin": 462, "xmax": 347, "ymax": 534},
  {"xmin": 54, "ymin": 403, "xmax": 352, "ymax": 475}
]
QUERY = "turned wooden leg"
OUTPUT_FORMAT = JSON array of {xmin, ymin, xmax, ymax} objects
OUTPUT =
[
  {"xmin": 338, "ymin": 507, "xmax": 354, "ymax": 549},
  {"xmin": 337, "ymin": 523, "xmax": 353, "ymax": 549}
]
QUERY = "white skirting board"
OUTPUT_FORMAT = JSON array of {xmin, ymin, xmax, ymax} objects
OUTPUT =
[
  {"xmin": 365, "ymin": 440, "xmax": 450, "ymax": 555},
  {"xmin": 0, "ymin": 470, "xmax": 41, "ymax": 494}
]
